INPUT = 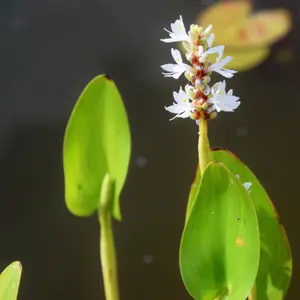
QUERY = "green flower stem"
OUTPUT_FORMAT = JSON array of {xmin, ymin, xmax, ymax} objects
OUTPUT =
[
  {"xmin": 98, "ymin": 174, "xmax": 120, "ymax": 300},
  {"xmin": 198, "ymin": 117, "xmax": 211, "ymax": 175}
]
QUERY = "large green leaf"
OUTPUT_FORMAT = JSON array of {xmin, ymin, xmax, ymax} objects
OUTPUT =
[
  {"xmin": 180, "ymin": 162, "xmax": 260, "ymax": 300},
  {"xmin": 63, "ymin": 75, "xmax": 131, "ymax": 220},
  {"xmin": 0, "ymin": 262, "xmax": 22, "ymax": 300},
  {"xmin": 212, "ymin": 149, "xmax": 292, "ymax": 300}
]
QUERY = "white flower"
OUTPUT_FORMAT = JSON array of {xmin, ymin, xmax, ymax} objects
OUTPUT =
[
  {"xmin": 161, "ymin": 48, "xmax": 193, "ymax": 79},
  {"xmin": 208, "ymin": 47, "xmax": 237, "ymax": 78},
  {"xmin": 165, "ymin": 87, "xmax": 193, "ymax": 120},
  {"xmin": 208, "ymin": 80, "xmax": 240, "ymax": 112},
  {"xmin": 161, "ymin": 16, "xmax": 190, "ymax": 43}
]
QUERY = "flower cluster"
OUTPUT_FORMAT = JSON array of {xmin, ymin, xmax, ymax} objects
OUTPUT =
[{"xmin": 161, "ymin": 16, "xmax": 240, "ymax": 121}]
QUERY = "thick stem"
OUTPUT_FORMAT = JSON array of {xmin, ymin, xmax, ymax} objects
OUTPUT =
[
  {"xmin": 198, "ymin": 118, "xmax": 210, "ymax": 175},
  {"xmin": 98, "ymin": 174, "xmax": 120, "ymax": 300}
]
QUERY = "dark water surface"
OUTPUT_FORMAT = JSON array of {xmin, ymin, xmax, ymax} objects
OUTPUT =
[{"xmin": 0, "ymin": 0, "xmax": 299, "ymax": 299}]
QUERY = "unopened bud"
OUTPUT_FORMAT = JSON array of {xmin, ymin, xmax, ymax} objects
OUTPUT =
[
  {"xmin": 189, "ymin": 31, "xmax": 198, "ymax": 43},
  {"xmin": 185, "ymin": 72, "xmax": 192, "ymax": 82},
  {"xmin": 202, "ymin": 102, "xmax": 209, "ymax": 109},
  {"xmin": 195, "ymin": 78, "xmax": 202, "ymax": 86},
  {"xmin": 203, "ymin": 76, "xmax": 211, "ymax": 84},
  {"xmin": 182, "ymin": 41, "xmax": 191, "ymax": 53},
  {"xmin": 209, "ymin": 111, "xmax": 218, "ymax": 119},
  {"xmin": 186, "ymin": 52, "xmax": 193, "ymax": 61},
  {"xmin": 187, "ymin": 89, "xmax": 196, "ymax": 99},
  {"xmin": 199, "ymin": 53, "xmax": 208, "ymax": 63},
  {"xmin": 203, "ymin": 24, "xmax": 212, "ymax": 37},
  {"xmin": 203, "ymin": 85, "xmax": 211, "ymax": 96}
]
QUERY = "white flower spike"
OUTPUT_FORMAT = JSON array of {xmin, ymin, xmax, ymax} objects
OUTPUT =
[
  {"xmin": 161, "ymin": 15, "xmax": 190, "ymax": 43},
  {"xmin": 161, "ymin": 16, "xmax": 240, "ymax": 121},
  {"xmin": 165, "ymin": 87, "xmax": 193, "ymax": 120}
]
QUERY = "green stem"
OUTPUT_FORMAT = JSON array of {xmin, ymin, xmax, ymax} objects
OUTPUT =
[
  {"xmin": 198, "ymin": 117, "xmax": 211, "ymax": 175},
  {"xmin": 98, "ymin": 174, "xmax": 120, "ymax": 300}
]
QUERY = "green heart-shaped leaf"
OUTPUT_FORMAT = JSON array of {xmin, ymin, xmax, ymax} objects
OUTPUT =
[
  {"xmin": 63, "ymin": 75, "xmax": 131, "ymax": 220},
  {"xmin": 212, "ymin": 148, "xmax": 292, "ymax": 300},
  {"xmin": 0, "ymin": 261, "xmax": 22, "ymax": 300},
  {"xmin": 180, "ymin": 162, "xmax": 260, "ymax": 300}
]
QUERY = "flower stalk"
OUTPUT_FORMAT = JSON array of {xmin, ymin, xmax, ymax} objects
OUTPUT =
[
  {"xmin": 198, "ymin": 118, "xmax": 211, "ymax": 175},
  {"xmin": 98, "ymin": 174, "xmax": 120, "ymax": 300}
]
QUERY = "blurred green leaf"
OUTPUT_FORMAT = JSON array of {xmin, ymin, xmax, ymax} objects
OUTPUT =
[
  {"xmin": 180, "ymin": 162, "xmax": 260, "ymax": 300},
  {"xmin": 0, "ymin": 261, "xmax": 22, "ymax": 300},
  {"xmin": 212, "ymin": 149, "xmax": 292, "ymax": 300},
  {"xmin": 63, "ymin": 75, "xmax": 131, "ymax": 220}
]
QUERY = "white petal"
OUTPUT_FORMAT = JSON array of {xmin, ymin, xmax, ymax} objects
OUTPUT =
[
  {"xmin": 171, "ymin": 48, "xmax": 183, "ymax": 64},
  {"xmin": 161, "ymin": 16, "xmax": 190, "ymax": 43},
  {"xmin": 172, "ymin": 72, "xmax": 183, "ymax": 79},
  {"xmin": 207, "ymin": 33, "xmax": 215, "ymax": 48},
  {"xmin": 215, "ymin": 95, "xmax": 240, "ymax": 112},
  {"xmin": 160, "ymin": 37, "xmax": 177, "ymax": 43},
  {"xmin": 165, "ymin": 104, "xmax": 184, "ymax": 114},
  {"xmin": 218, "ymin": 56, "xmax": 232, "ymax": 68},
  {"xmin": 217, "ymin": 69, "xmax": 236, "ymax": 78},
  {"xmin": 165, "ymin": 100, "xmax": 192, "ymax": 120},
  {"xmin": 161, "ymin": 63, "xmax": 179, "ymax": 72},
  {"xmin": 207, "ymin": 45, "xmax": 224, "ymax": 59},
  {"xmin": 161, "ymin": 64, "xmax": 186, "ymax": 79},
  {"xmin": 171, "ymin": 17, "xmax": 186, "ymax": 36},
  {"xmin": 209, "ymin": 65, "xmax": 236, "ymax": 78}
]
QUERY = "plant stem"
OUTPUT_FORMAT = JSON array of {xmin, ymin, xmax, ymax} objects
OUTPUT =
[
  {"xmin": 198, "ymin": 117, "xmax": 211, "ymax": 175},
  {"xmin": 98, "ymin": 174, "xmax": 120, "ymax": 300}
]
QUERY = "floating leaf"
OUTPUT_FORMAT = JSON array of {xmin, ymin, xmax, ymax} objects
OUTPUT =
[
  {"xmin": 0, "ymin": 261, "xmax": 22, "ymax": 300},
  {"xmin": 195, "ymin": 1, "xmax": 291, "ymax": 71},
  {"xmin": 223, "ymin": 47, "xmax": 270, "ymax": 71},
  {"xmin": 198, "ymin": 0, "xmax": 251, "ymax": 38},
  {"xmin": 212, "ymin": 149, "xmax": 292, "ymax": 299},
  {"xmin": 63, "ymin": 75, "xmax": 131, "ymax": 220},
  {"xmin": 232, "ymin": 9, "xmax": 291, "ymax": 48},
  {"xmin": 180, "ymin": 162, "xmax": 260, "ymax": 300}
]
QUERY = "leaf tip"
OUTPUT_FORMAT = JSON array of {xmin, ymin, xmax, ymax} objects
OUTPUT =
[{"xmin": 104, "ymin": 74, "xmax": 113, "ymax": 81}]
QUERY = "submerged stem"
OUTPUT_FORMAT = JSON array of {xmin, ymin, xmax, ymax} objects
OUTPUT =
[
  {"xmin": 198, "ymin": 117, "xmax": 211, "ymax": 175},
  {"xmin": 98, "ymin": 174, "xmax": 120, "ymax": 300}
]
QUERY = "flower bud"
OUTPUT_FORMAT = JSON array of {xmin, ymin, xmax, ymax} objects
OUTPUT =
[
  {"xmin": 202, "ymin": 102, "xmax": 209, "ymax": 109},
  {"xmin": 185, "ymin": 72, "xmax": 192, "ymax": 82},
  {"xmin": 182, "ymin": 41, "xmax": 191, "ymax": 53},
  {"xmin": 209, "ymin": 111, "xmax": 218, "ymax": 119}
]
